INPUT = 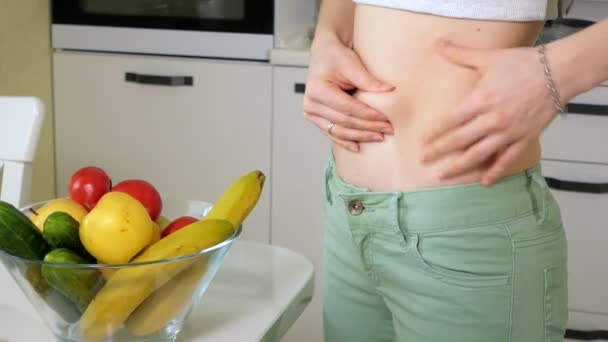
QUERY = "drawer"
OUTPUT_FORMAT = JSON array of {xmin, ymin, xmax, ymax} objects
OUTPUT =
[
  {"xmin": 53, "ymin": 51, "xmax": 273, "ymax": 243},
  {"xmin": 565, "ymin": 311, "xmax": 608, "ymax": 341},
  {"xmin": 541, "ymin": 160, "xmax": 608, "ymax": 315},
  {"xmin": 541, "ymin": 85, "xmax": 608, "ymax": 164}
]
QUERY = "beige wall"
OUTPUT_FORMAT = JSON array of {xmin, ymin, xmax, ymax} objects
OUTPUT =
[{"xmin": 0, "ymin": 0, "xmax": 56, "ymax": 202}]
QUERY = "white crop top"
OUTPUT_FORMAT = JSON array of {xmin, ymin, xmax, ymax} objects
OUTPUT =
[{"xmin": 353, "ymin": 0, "xmax": 575, "ymax": 21}]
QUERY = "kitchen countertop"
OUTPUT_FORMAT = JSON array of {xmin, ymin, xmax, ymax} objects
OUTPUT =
[
  {"xmin": 269, "ymin": 48, "xmax": 310, "ymax": 67},
  {"xmin": 271, "ymin": 29, "xmax": 312, "ymax": 67},
  {"xmin": 0, "ymin": 241, "xmax": 314, "ymax": 342}
]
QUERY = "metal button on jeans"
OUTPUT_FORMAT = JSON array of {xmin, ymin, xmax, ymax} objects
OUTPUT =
[{"xmin": 348, "ymin": 200, "xmax": 364, "ymax": 216}]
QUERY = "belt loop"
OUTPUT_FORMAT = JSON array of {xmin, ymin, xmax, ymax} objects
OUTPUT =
[
  {"xmin": 325, "ymin": 158, "xmax": 334, "ymax": 205},
  {"xmin": 525, "ymin": 168, "xmax": 547, "ymax": 224},
  {"xmin": 392, "ymin": 192, "xmax": 405, "ymax": 241}
]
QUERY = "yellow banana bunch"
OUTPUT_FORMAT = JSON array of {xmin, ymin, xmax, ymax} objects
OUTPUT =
[
  {"xmin": 79, "ymin": 170, "xmax": 265, "ymax": 342},
  {"xmin": 205, "ymin": 170, "xmax": 266, "ymax": 228},
  {"xmin": 124, "ymin": 170, "xmax": 266, "ymax": 336}
]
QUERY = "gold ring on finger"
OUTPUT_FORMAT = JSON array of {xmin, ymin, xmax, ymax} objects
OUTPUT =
[{"xmin": 327, "ymin": 122, "xmax": 335, "ymax": 135}]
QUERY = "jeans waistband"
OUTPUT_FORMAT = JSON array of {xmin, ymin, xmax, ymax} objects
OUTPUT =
[{"xmin": 324, "ymin": 153, "xmax": 556, "ymax": 233}]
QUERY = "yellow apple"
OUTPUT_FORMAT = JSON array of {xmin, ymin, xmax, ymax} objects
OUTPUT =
[
  {"xmin": 31, "ymin": 198, "xmax": 88, "ymax": 231},
  {"xmin": 80, "ymin": 192, "xmax": 154, "ymax": 264}
]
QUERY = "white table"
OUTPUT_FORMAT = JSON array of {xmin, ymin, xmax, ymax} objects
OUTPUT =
[{"xmin": 0, "ymin": 241, "xmax": 314, "ymax": 342}]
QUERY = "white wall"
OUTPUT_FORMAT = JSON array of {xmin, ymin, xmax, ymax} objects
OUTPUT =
[{"xmin": 0, "ymin": 0, "xmax": 56, "ymax": 202}]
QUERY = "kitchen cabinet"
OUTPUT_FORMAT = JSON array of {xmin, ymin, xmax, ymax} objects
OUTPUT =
[
  {"xmin": 565, "ymin": 311, "xmax": 608, "ymax": 341},
  {"xmin": 542, "ymin": 160, "xmax": 608, "ymax": 340},
  {"xmin": 271, "ymin": 66, "xmax": 329, "ymax": 342},
  {"xmin": 53, "ymin": 51, "xmax": 272, "ymax": 243},
  {"xmin": 540, "ymin": 82, "xmax": 608, "ymax": 340},
  {"xmin": 542, "ymin": 160, "xmax": 608, "ymax": 312},
  {"xmin": 541, "ymin": 85, "xmax": 608, "ymax": 164}
]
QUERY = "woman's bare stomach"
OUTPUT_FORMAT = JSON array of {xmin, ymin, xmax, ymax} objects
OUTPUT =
[{"xmin": 332, "ymin": 5, "xmax": 546, "ymax": 191}]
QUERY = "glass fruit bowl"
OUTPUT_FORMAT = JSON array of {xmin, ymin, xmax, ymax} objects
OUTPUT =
[{"xmin": 0, "ymin": 199, "xmax": 241, "ymax": 342}]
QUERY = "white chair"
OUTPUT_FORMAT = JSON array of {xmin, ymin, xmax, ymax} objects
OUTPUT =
[
  {"xmin": 0, "ymin": 96, "xmax": 45, "ymax": 208},
  {"xmin": 0, "ymin": 96, "xmax": 51, "ymax": 341}
]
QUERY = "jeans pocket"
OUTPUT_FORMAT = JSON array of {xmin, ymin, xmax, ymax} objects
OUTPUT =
[
  {"xmin": 544, "ymin": 263, "xmax": 568, "ymax": 342},
  {"xmin": 408, "ymin": 225, "xmax": 513, "ymax": 289}
]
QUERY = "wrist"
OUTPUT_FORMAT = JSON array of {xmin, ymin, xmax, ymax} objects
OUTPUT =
[
  {"xmin": 545, "ymin": 39, "xmax": 597, "ymax": 104},
  {"xmin": 311, "ymin": 29, "xmax": 349, "ymax": 56},
  {"xmin": 311, "ymin": 25, "xmax": 352, "ymax": 49}
]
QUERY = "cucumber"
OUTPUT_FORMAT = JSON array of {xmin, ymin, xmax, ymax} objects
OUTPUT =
[
  {"xmin": 25, "ymin": 264, "xmax": 50, "ymax": 295},
  {"xmin": 43, "ymin": 212, "xmax": 93, "ymax": 261},
  {"xmin": 41, "ymin": 248, "xmax": 103, "ymax": 312},
  {"xmin": 0, "ymin": 201, "xmax": 50, "ymax": 260},
  {"xmin": 24, "ymin": 264, "xmax": 81, "ymax": 323},
  {"xmin": 41, "ymin": 287, "xmax": 82, "ymax": 324}
]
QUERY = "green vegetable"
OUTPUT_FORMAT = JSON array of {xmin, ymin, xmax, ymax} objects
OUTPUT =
[
  {"xmin": 41, "ymin": 248, "xmax": 102, "ymax": 312},
  {"xmin": 0, "ymin": 201, "xmax": 50, "ymax": 260},
  {"xmin": 43, "ymin": 212, "xmax": 93, "ymax": 261},
  {"xmin": 25, "ymin": 264, "xmax": 50, "ymax": 295}
]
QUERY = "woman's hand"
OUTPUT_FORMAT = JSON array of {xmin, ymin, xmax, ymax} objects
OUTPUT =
[
  {"xmin": 303, "ymin": 37, "xmax": 395, "ymax": 152},
  {"xmin": 421, "ymin": 40, "xmax": 569, "ymax": 186}
]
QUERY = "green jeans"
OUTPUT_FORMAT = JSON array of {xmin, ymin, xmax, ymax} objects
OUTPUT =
[{"xmin": 323, "ymin": 155, "xmax": 568, "ymax": 342}]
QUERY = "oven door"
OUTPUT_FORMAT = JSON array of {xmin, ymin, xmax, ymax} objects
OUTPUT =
[{"xmin": 52, "ymin": 0, "xmax": 274, "ymax": 60}]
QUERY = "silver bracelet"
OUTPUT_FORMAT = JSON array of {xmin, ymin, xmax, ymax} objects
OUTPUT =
[{"xmin": 537, "ymin": 44, "xmax": 567, "ymax": 116}]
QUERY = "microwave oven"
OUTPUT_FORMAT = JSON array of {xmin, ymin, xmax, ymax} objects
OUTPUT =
[{"xmin": 51, "ymin": 0, "xmax": 274, "ymax": 61}]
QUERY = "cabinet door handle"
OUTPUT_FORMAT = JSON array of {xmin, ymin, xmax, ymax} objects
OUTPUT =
[
  {"xmin": 566, "ymin": 103, "xmax": 608, "ymax": 116},
  {"xmin": 545, "ymin": 177, "xmax": 608, "ymax": 194},
  {"xmin": 565, "ymin": 328, "xmax": 608, "ymax": 340},
  {"xmin": 125, "ymin": 72, "xmax": 193, "ymax": 86},
  {"xmin": 294, "ymin": 83, "xmax": 306, "ymax": 94}
]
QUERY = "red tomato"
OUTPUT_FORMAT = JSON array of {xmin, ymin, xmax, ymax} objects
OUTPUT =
[
  {"xmin": 68, "ymin": 166, "xmax": 112, "ymax": 210},
  {"xmin": 111, "ymin": 179, "xmax": 162, "ymax": 221},
  {"xmin": 161, "ymin": 216, "xmax": 198, "ymax": 238}
]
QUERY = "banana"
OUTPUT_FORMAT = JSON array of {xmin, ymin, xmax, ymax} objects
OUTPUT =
[
  {"xmin": 80, "ymin": 170, "xmax": 266, "ymax": 342},
  {"xmin": 122, "ymin": 170, "xmax": 266, "ymax": 336},
  {"xmin": 205, "ymin": 170, "xmax": 266, "ymax": 228},
  {"xmin": 124, "ymin": 257, "xmax": 209, "ymax": 336},
  {"xmin": 79, "ymin": 219, "xmax": 234, "ymax": 342}
]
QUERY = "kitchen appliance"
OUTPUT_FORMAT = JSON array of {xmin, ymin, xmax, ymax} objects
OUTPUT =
[{"xmin": 51, "ymin": 0, "xmax": 274, "ymax": 60}]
